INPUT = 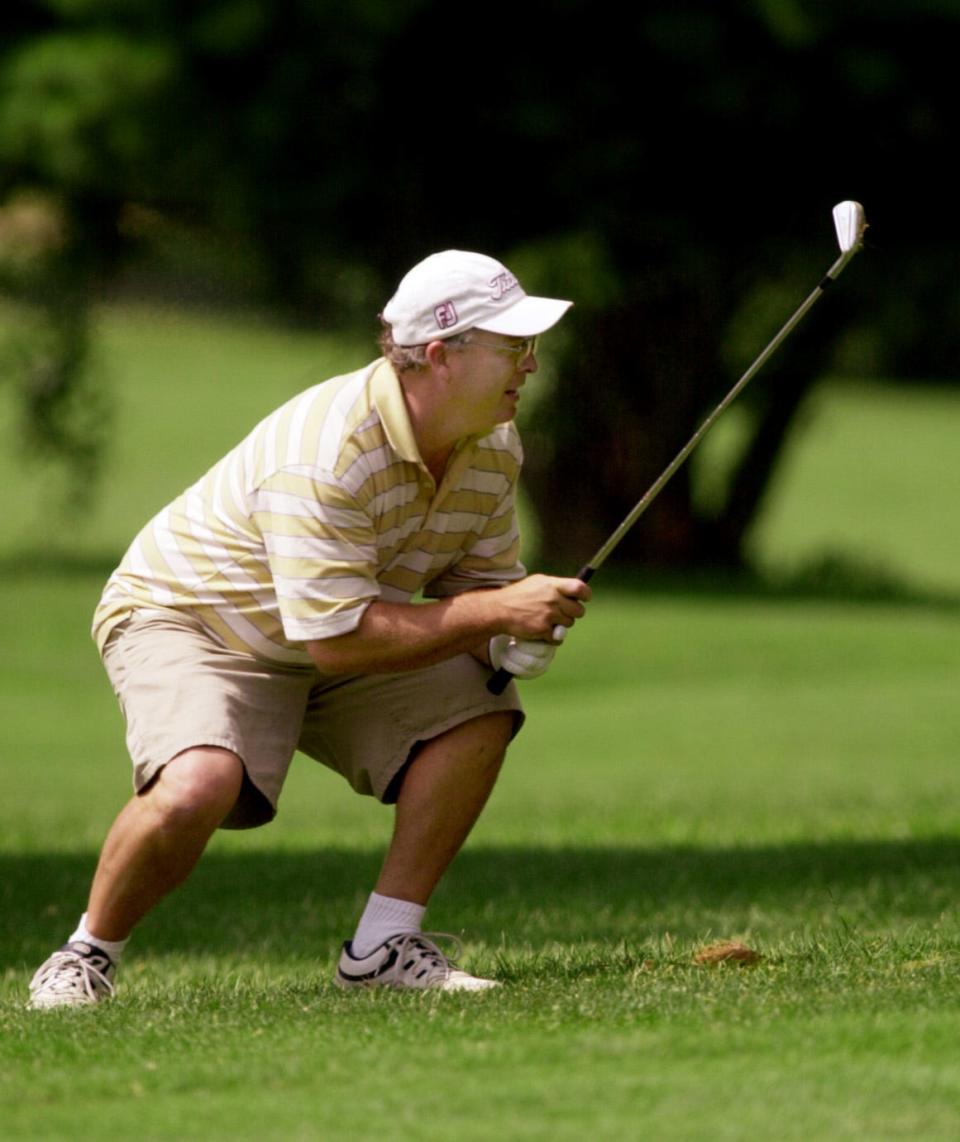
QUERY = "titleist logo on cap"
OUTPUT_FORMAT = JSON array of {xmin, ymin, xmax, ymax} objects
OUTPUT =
[{"xmin": 490, "ymin": 271, "xmax": 519, "ymax": 300}]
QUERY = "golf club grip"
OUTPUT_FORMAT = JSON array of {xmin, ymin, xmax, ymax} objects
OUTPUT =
[
  {"xmin": 486, "ymin": 666, "xmax": 514, "ymax": 695},
  {"xmin": 485, "ymin": 565, "xmax": 596, "ymax": 694}
]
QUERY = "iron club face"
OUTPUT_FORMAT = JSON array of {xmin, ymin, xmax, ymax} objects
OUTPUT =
[{"xmin": 833, "ymin": 200, "xmax": 867, "ymax": 254}]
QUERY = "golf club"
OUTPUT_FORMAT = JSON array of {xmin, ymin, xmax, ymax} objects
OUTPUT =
[{"xmin": 488, "ymin": 201, "xmax": 868, "ymax": 694}]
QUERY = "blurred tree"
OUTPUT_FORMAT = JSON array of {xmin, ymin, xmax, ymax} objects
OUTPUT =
[{"xmin": 0, "ymin": 0, "xmax": 954, "ymax": 566}]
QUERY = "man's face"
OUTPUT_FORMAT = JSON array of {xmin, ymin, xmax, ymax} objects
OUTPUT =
[{"xmin": 447, "ymin": 333, "xmax": 539, "ymax": 432}]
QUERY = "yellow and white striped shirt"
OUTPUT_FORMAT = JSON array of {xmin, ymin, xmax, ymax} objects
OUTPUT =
[{"xmin": 93, "ymin": 360, "xmax": 525, "ymax": 665}]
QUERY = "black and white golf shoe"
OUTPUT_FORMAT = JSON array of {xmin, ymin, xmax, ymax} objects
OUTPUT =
[{"xmin": 335, "ymin": 932, "xmax": 499, "ymax": 992}]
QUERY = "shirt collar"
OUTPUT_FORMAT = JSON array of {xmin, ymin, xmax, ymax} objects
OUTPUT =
[{"xmin": 370, "ymin": 359, "xmax": 422, "ymax": 464}]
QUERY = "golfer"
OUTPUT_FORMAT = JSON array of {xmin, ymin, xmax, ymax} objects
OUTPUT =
[{"xmin": 29, "ymin": 250, "xmax": 590, "ymax": 1007}]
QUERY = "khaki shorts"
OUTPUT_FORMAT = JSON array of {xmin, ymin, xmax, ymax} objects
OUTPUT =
[{"xmin": 102, "ymin": 609, "xmax": 524, "ymax": 829}]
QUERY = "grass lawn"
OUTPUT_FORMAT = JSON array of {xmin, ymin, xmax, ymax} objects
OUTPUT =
[{"xmin": 1, "ymin": 306, "xmax": 959, "ymax": 1139}]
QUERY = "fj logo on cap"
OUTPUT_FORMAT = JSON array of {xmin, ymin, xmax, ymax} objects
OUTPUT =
[
  {"xmin": 434, "ymin": 301, "xmax": 458, "ymax": 329},
  {"xmin": 490, "ymin": 271, "xmax": 519, "ymax": 300}
]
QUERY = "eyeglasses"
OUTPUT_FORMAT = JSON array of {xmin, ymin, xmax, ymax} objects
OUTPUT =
[{"xmin": 458, "ymin": 334, "xmax": 538, "ymax": 362}]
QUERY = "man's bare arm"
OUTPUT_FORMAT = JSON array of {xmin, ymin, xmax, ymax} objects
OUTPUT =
[{"xmin": 306, "ymin": 574, "xmax": 590, "ymax": 675}]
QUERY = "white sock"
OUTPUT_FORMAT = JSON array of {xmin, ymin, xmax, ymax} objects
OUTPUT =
[
  {"xmin": 69, "ymin": 913, "xmax": 129, "ymax": 964},
  {"xmin": 351, "ymin": 892, "xmax": 425, "ymax": 958}
]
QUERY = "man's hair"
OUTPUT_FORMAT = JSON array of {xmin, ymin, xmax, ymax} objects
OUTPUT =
[{"xmin": 377, "ymin": 319, "xmax": 469, "ymax": 372}]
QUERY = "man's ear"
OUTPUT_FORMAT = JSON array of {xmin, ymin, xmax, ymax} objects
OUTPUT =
[{"xmin": 424, "ymin": 339, "xmax": 454, "ymax": 376}]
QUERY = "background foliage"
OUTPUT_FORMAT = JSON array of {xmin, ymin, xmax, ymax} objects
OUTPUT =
[{"xmin": 1, "ymin": 0, "xmax": 956, "ymax": 567}]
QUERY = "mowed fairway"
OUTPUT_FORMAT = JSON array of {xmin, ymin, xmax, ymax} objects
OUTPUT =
[{"xmin": 1, "ymin": 307, "xmax": 959, "ymax": 1139}]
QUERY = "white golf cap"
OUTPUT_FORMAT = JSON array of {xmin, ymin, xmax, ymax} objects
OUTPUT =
[{"xmin": 382, "ymin": 250, "xmax": 573, "ymax": 346}]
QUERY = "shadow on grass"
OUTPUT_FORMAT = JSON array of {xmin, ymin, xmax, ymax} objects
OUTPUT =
[{"xmin": 4, "ymin": 837, "xmax": 958, "ymax": 967}]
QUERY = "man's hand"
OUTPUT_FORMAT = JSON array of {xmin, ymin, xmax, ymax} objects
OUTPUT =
[{"xmin": 495, "ymin": 574, "xmax": 591, "ymax": 642}]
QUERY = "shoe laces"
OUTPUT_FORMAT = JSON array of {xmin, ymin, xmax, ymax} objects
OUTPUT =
[
  {"xmin": 30, "ymin": 944, "xmax": 115, "ymax": 1002},
  {"xmin": 393, "ymin": 932, "xmax": 464, "ymax": 984}
]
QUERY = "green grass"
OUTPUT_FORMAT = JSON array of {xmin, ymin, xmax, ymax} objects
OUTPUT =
[{"xmin": 2, "ymin": 306, "xmax": 960, "ymax": 1139}]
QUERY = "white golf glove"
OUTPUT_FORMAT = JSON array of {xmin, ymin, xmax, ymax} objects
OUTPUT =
[{"xmin": 488, "ymin": 626, "xmax": 566, "ymax": 682}]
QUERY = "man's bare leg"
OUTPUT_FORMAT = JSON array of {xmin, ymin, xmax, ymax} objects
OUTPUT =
[
  {"xmin": 29, "ymin": 747, "xmax": 244, "ymax": 1008},
  {"xmin": 86, "ymin": 746, "xmax": 245, "ymax": 941},
  {"xmin": 376, "ymin": 711, "xmax": 514, "ymax": 905},
  {"xmin": 337, "ymin": 712, "xmax": 514, "ymax": 990},
  {"xmin": 337, "ymin": 712, "xmax": 515, "ymax": 991}
]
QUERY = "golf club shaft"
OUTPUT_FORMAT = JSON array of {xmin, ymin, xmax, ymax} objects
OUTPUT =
[
  {"xmin": 488, "ymin": 230, "xmax": 865, "ymax": 696},
  {"xmin": 581, "ymin": 244, "xmax": 859, "ymax": 577}
]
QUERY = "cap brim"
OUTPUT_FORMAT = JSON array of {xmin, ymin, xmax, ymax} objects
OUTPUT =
[{"xmin": 474, "ymin": 296, "xmax": 573, "ymax": 337}]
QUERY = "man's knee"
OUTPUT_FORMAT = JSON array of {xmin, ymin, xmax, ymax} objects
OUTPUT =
[
  {"xmin": 385, "ymin": 711, "xmax": 515, "ymax": 804},
  {"xmin": 142, "ymin": 747, "xmax": 245, "ymax": 831},
  {"xmin": 470, "ymin": 710, "xmax": 517, "ymax": 758},
  {"xmin": 431, "ymin": 710, "xmax": 514, "ymax": 764}
]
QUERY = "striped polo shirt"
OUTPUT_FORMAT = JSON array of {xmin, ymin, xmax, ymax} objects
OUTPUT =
[{"xmin": 93, "ymin": 360, "xmax": 525, "ymax": 665}]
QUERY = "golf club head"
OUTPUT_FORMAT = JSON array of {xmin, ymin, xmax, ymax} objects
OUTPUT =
[{"xmin": 832, "ymin": 201, "xmax": 867, "ymax": 253}]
